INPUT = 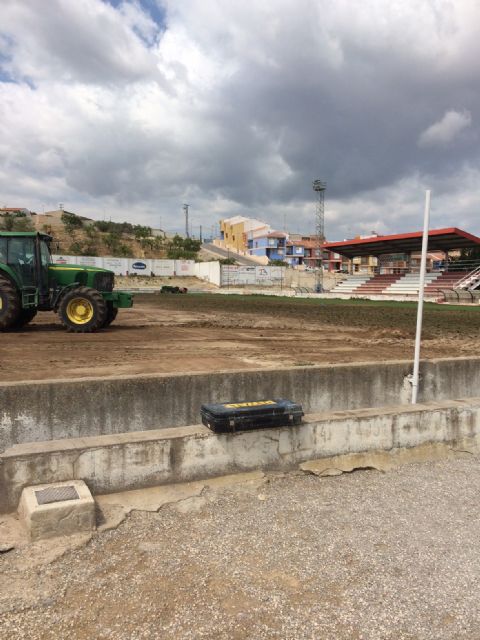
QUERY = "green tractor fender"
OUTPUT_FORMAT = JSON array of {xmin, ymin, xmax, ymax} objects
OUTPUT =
[{"xmin": 51, "ymin": 282, "xmax": 83, "ymax": 311}]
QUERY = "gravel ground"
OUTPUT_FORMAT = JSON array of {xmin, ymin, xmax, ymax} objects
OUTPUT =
[{"xmin": 1, "ymin": 458, "xmax": 480, "ymax": 639}]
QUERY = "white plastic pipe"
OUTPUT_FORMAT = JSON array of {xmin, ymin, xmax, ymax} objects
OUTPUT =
[{"xmin": 411, "ymin": 190, "xmax": 431, "ymax": 404}]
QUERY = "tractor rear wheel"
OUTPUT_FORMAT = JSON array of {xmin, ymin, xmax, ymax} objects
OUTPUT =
[
  {"xmin": 0, "ymin": 275, "xmax": 21, "ymax": 331},
  {"xmin": 102, "ymin": 302, "xmax": 118, "ymax": 328},
  {"xmin": 58, "ymin": 286, "xmax": 107, "ymax": 333},
  {"xmin": 12, "ymin": 308, "xmax": 37, "ymax": 329}
]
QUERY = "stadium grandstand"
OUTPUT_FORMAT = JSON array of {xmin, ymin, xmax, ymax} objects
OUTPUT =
[{"xmin": 324, "ymin": 228, "xmax": 480, "ymax": 299}]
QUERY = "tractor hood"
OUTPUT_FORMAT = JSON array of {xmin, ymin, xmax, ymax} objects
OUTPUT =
[
  {"xmin": 49, "ymin": 264, "xmax": 112, "ymax": 273},
  {"xmin": 49, "ymin": 263, "xmax": 115, "ymax": 290}
]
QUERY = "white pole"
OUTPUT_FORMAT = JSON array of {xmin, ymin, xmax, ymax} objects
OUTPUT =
[{"xmin": 411, "ymin": 189, "xmax": 431, "ymax": 404}]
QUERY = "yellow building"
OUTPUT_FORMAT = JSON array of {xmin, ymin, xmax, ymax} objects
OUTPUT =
[
  {"xmin": 219, "ymin": 216, "xmax": 247, "ymax": 252},
  {"xmin": 219, "ymin": 216, "xmax": 270, "ymax": 253}
]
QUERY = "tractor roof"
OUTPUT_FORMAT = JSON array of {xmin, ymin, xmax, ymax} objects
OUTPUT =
[{"xmin": 0, "ymin": 231, "xmax": 52, "ymax": 239}]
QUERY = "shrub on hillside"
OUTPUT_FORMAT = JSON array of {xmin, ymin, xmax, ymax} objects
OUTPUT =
[
  {"xmin": 61, "ymin": 211, "xmax": 83, "ymax": 232},
  {"xmin": 0, "ymin": 213, "xmax": 34, "ymax": 232},
  {"xmin": 133, "ymin": 225, "xmax": 152, "ymax": 239}
]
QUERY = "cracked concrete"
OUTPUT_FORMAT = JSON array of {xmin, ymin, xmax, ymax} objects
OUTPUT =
[
  {"xmin": 96, "ymin": 470, "xmax": 266, "ymax": 531},
  {"xmin": 300, "ymin": 438, "xmax": 480, "ymax": 477},
  {"xmin": 3, "ymin": 399, "xmax": 480, "ymax": 512},
  {"xmin": 3, "ymin": 435, "xmax": 479, "ymax": 557}
]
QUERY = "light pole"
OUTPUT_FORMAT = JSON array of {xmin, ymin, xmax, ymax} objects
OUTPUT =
[
  {"xmin": 183, "ymin": 204, "xmax": 190, "ymax": 238},
  {"xmin": 312, "ymin": 179, "xmax": 326, "ymax": 292}
]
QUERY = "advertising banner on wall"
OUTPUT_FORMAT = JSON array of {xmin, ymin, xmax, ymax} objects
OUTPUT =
[
  {"xmin": 51, "ymin": 255, "xmax": 200, "ymax": 278},
  {"xmin": 128, "ymin": 259, "xmax": 152, "ymax": 274},
  {"xmin": 103, "ymin": 257, "xmax": 129, "ymax": 275},
  {"xmin": 76, "ymin": 256, "xmax": 103, "ymax": 268},
  {"xmin": 221, "ymin": 265, "xmax": 285, "ymax": 286},
  {"xmin": 52, "ymin": 255, "xmax": 73, "ymax": 265},
  {"xmin": 152, "ymin": 259, "xmax": 175, "ymax": 276},
  {"xmin": 174, "ymin": 260, "xmax": 195, "ymax": 276},
  {"xmin": 51, "ymin": 255, "xmax": 103, "ymax": 268}
]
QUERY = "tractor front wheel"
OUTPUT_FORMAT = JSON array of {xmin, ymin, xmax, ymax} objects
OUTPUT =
[
  {"xmin": 102, "ymin": 302, "xmax": 118, "ymax": 328},
  {"xmin": 58, "ymin": 287, "xmax": 107, "ymax": 333},
  {"xmin": 0, "ymin": 275, "xmax": 21, "ymax": 331}
]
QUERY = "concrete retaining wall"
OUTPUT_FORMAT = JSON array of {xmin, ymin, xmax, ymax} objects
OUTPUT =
[
  {"xmin": 1, "ymin": 398, "xmax": 479, "ymax": 512},
  {"xmin": 1, "ymin": 357, "xmax": 480, "ymax": 452}
]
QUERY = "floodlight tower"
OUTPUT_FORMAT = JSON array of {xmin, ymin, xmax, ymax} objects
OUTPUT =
[
  {"xmin": 312, "ymin": 179, "xmax": 326, "ymax": 292},
  {"xmin": 183, "ymin": 204, "xmax": 190, "ymax": 238}
]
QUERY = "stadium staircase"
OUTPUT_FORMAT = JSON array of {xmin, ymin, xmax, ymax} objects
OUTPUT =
[
  {"xmin": 329, "ymin": 274, "xmax": 371, "ymax": 293},
  {"xmin": 454, "ymin": 266, "xmax": 480, "ymax": 291},
  {"xmin": 384, "ymin": 272, "xmax": 447, "ymax": 295},
  {"xmin": 329, "ymin": 270, "xmax": 474, "ymax": 297},
  {"xmin": 354, "ymin": 274, "xmax": 402, "ymax": 294}
]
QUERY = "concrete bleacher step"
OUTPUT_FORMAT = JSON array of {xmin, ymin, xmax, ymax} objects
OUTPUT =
[
  {"xmin": 384, "ymin": 273, "xmax": 439, "ymax": 294},
  {"xmin": 331, "ymin": 275, "xmax": 371, "ymax": 293}
]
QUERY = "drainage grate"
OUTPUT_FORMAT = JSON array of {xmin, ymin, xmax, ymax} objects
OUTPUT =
[{"xmin": 35, "ymin": 486, "xmax": 80, "ymax": 506}]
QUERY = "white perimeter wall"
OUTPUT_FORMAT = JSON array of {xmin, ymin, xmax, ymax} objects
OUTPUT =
[
  {"xmin": 51, "ymin": 256, "xmax": 285, "ymax": 286},
  {"xmin": 52, "ymin": 255, "xmax": 195, "ymax": 277},
  {"xmin": 221, "ymin": 265, "xmax": 286, "ymax": 286},
  {"xmin": 194, "ymin": 261, "xmax": 221, "ymax": 286}
]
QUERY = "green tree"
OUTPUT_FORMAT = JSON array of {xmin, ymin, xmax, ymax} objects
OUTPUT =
[
  {"xmin": 68, "ymin": 241, "xmax": 84, "ymax": 255},
  {"xmin": 0, "ymin": 213, "xmax": 34, "ymax": 232},
  {"xmin": 84, "ymin": 224, "xmax": 98, "ymax": 239},
  {"xmin": 115, "ymin": 244, "xmax": 133, "ymax": 257},
  {"xmin": 0, "ymin": 214, "xmax": 15, "ymax": 231},
  {"xmin": 94, "ymin": 220, "xmax": 110, "ymax": 232},
  {"xmin": 61, "ymin": 211, "xmax": 83, "ymax": 233},
  {"xmin": 166, "ymin": 235, "xmax": 201, "ymax": 258},
  {"xmin": 133, "ymin": 225, "xmax": 152, "ymax": 239},
  {"xmin": 104, "ymin": 232, "xmax": 120, "ymax": 252}
]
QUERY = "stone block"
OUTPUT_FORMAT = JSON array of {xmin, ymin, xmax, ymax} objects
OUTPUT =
[{"xmin": 18, "ymin": 480, "xmax": 95, "ymax": 541}]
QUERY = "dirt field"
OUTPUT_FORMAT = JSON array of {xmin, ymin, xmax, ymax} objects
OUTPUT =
[{"xmin": 0, "ymin": 294, "xmax": 479, "ymax": 382}]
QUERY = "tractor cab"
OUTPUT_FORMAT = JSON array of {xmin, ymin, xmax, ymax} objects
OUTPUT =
[
  {"xmin": 0, "ymin": 232, "xmax": 52, "ymax": 305},
  {"xmin": 0, "ymin": 231, "xmax": 133, "ymax": 332}
]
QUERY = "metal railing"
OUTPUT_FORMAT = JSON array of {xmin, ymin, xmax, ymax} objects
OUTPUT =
[
  {"xmin": 454, "ymin": 265, "xmax": 480, "ymax": 290},
  {"xmin": 435, "ymin": 288, "xmax": 480, "ymax": 303},
  {"xmin": 376, "ymin": 258, "xmax": 480, "ymax": 275}
]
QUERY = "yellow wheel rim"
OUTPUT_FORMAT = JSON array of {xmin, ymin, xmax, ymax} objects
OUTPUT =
[{"xmin": 66, "ymin": 298, "xmax": 94, "ymax": 324}]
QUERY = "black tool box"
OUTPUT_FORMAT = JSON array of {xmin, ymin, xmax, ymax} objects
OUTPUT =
[{"xmin": 200, "ymin": 399, "xmax": 304, "ymax": 433}]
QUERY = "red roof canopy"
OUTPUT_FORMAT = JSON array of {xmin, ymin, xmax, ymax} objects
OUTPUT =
[{"xmin": 323, "ymin": 227, "xmax": 480, "ymax": 258}]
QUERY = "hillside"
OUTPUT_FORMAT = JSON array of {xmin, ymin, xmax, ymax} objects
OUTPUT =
[{"xmin": 26, "ymin": 210, "xmax": 200, "ymax": 260}]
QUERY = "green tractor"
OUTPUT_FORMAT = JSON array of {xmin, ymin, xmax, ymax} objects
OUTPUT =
[{"xmin": 0, "ymin": 231, "xmax": 133, "ymax": 332}]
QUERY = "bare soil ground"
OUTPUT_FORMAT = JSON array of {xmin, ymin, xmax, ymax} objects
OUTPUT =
[{"xmin": 0, "ymin": 294, "xmax": 478, "ymax": 383}]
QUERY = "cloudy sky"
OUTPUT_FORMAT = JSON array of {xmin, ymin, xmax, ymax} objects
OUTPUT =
[{"xmin": 1, "ymin": 0, "xmax": 479, "ymax": 240}]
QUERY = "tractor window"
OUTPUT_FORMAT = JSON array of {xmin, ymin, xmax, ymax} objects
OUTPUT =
[
  {"xmin": 7, "ymin": 237, "xmax": 35, "ymax": 286},
  {"xmin": 39, "ymin": 239, "xmax": 51, "ymax": 292},
  {"xmin": 40, "ymin": 240, "xmax": 51, "ymax": 267}
]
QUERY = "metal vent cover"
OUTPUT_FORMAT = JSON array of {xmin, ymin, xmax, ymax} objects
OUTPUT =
[{"xmin": 35, "ymin": 486, "xmax": 80, "ymax": 505}]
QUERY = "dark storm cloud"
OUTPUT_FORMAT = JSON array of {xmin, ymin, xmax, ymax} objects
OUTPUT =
[{"xmin": 0, "ymin": 0, "xmax": 479, "ymax": 236}]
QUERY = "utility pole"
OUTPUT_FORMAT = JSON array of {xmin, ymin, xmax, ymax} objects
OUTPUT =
[
  {"xmin": 312, "ymin": 179, "xmax": 326, "ymax": 292},
  {"xmin": 183, "ymin": 204, "xmax": 190, "ymax": 238},
  {"xmin": 199, "ymin": 224, "xmax": 203, "ymax": 243}
]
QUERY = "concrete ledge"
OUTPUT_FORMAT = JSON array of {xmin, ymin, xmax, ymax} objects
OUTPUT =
[
  {"xmin": 1, "ymin": 398, "xmax": 479, "ymax": 513},
  {"xmin": 2, "ymin": 356, "xmax": 480, "ymax": 452}
]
